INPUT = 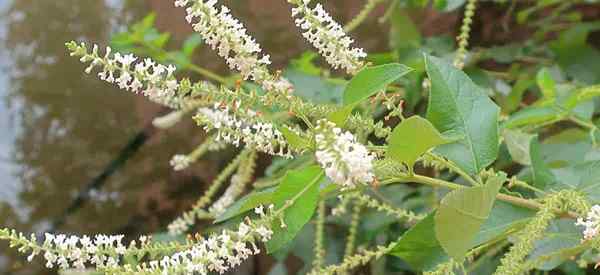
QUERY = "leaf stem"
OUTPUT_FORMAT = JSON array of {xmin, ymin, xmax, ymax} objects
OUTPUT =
[{"xmin": 426, "ymin": 152, "xmax": 480, "ymax": 186}]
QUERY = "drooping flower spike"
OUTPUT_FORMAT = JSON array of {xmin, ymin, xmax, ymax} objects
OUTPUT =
[
  {"xmin": 174, "ymin": 0, "xmax": 294, "ymax": 95},
  {"xmin": 195, "ymin": 102, "xmax": 299, "ymax": 158},
  {"xmin": 67, "ymin": 41, "xmax": 183, "ymax": 108},
  {"xmin": 290, "ymin": 0, "xmax": 367, "ymax": 74}
]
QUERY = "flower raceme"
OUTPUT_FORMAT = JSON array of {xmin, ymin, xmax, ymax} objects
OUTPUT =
[
  {"xmin": 175, "ymin": 0, "xmax": 294, "ymax": 95},
  {"xmin": 315, "ymin": 120, "xmax": 375, "ymax": 189},
  {"xmin": 111, "ymin": 206, "xmax": 274, "ymax": 275},
  {"xmin": 0, "ymin": 229, "xmax": 151, "ymax": 271},
  {"xmin": 195, "ymin": 103, "xmax": 298, "ymax": 158},
  {"xmin": 1, "ymin": 206, "xmax": 274, "ymax": 275},
  {"xmin": 289, "ymin": 0, "xmax": 366, "ymax": 75},
  {"xmin": 67, "ymin": 42, "xmax": 183, "ymax": 108}
]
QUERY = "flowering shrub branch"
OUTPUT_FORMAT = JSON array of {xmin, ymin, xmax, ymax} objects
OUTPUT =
[{"xmin": 3, "ymin": 0, "xmax": 600, "ymax": 274}]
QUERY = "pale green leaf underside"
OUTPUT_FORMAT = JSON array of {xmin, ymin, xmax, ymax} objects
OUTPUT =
[{"xmin": 434, "ymin": 174, "xmax": 506, "ymax": 261}]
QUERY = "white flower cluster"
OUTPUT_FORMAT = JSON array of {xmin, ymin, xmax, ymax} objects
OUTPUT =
[
  {"xmin": 67, "ymin": 42, "xmax": 182, "ymax": 108},
  {"xmin": 170, "ymin": 154, "xmax": 192, "ymax": 171},
  {"xmin": 195, "ymin": 103, "xmax": 295, "ymax": 158},
  {"xmin": 291, "ymin": 0, "xmax": 366, "ymax": 74},
  {"xmin": 315, "ymin": 120, "xmax": 375, "ymax": 189},
  {"xmin": 132, "ymin": 206, "xmax": 273, "ymax": 274},
  {"xmin": 576, "ymin": 204, "xmax": 600, "ymax": 241},
  {"xmin": 28, "ymin": 233, "xmax": 148, "ymax": 270},
  {"xmin": 175, "ymin": 0, "xmax": 293, "ymax": 94}
]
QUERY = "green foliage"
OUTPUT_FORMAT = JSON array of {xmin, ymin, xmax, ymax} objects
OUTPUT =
[
  {"xmin": 343, "ymin": 63, "xmax": 412, "ymax": 106},
  {"xmin": 387, "ymin": 116, "xmax": 448, "ymax": 168},
  {"xmin": 266, "ymin": 166, "xmax": 324, "ymax": 253},
  {"xmin": 425, "ymin": 54, "xmax": 500, "ymax": 176},
  {"xmin": 389, "ymin": 213, "xmax": 449, "ymax": 271},
  {"xmin": 434, "ymin": 173, "xmax": 506, "ymax": 261}
]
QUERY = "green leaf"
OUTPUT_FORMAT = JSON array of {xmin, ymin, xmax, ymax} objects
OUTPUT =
[
  {"xmin": 472, "ymin": 201, "xmax": 536, "ymax": 246},
  {"xmin": 530, "ymin": 137, "xmax": 556, "ymax": 190},
  {"xmin": 570, "ymin": 161, "xmax": 600, "ymax": 203},
  {"xmin": 424, "ymin": 54, "xmax": 500, "ymax": 175},
  {"xmin": 503, "ymin": 106, "xmax": 563, "ymax": 129},
  {"xmin": 327, "ymin": 104, "xmax": 355, "ymax": 127},
  {"xmin": 434, "ymin": 174, "xmax": 506, "ymax": 261},
  {"xmin": 433, "ymin": 0, "xmax": 466, "ymax": 11},
  {"xmin": 182, "ymin": 34, "xmax": 203, "ymax": 57},
  {"xmin": 215, "ymin": 187, "xmax": 276, "ymax": 223},
  {"xmin": 389, "ymin": 213, "xmax": 449, "ymax": 271},
  {"xmin": 284, "ymin": 68, "xmax": 345, "ymax": 104},
  {"xmin": 503, "ymin": 129, "xmax": 534, "ymax": 165},
  {"xmin": 389, "ymin": 9, "xmax": 421, "ymax": 51},
  {"xmin": 343, "ymin": 63, "xmax": 413, "ymax": 106},
  {"xmin": 528, "ymin": 219, "xmax": 582, "ymax": 270},
  {"xmin": 536, "ymin": 67, "xmax": 556, "ymax": 99},
  {"xmin": 280, "ymin": 126, "xmax": 310, "ymax": 151},
  {"xmin": 266, "ymin": 166, "xmax": 324, "ymax": 253},
  {"xmin": 387, "ymin": 116, "xmax": 448, "ymax": 168},
  {"xmin": 564, "ymin": 84, "xmax": 600, "ymax": 109},
  {"xmin": 290, "ymin": 51, "xmax": 322, "ymax": 76}
]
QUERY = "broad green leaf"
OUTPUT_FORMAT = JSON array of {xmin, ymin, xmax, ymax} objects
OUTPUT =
[
  {"xmin": 389, "ymin": 213, "xmax": 449, "ymax": 271},
  {"xmin": 387, "ymin": 116, "xmax": 448, "ymax": 168},
  {"xmin": 215, "ymin": 187, "xmax": 276, "ymax": 223},
  {"xmin": 550, "ymin": 23, "xmax": 600, "ymax": 84},
  {"xmin": 503, "ymin": 129, "xmax": 534, "ymax": 165},
  {"xmin": 530, "ymin": 137, "xmax": 556, "ymax": 190},
  {"xmin": 472, "ymin": 201, "xmax": 536, "ymax": 246},
  {"xmin": 425, "ymin": 55, "xmax": 500, "ymax": 175},
  {"xmin": 570, "ymin": 161, "xmax": 600, "ymax": 203},
  {"xmin": 267, "ymin": 166, "xmax": 324, "ymax": 253},
  {"xmin": 434, "ymin": 174, "xmax": 506, "ymax": 261},
  {"xmin": 284, "ymin": 69, "xmax": 345, "ymax": 104},
  {"xmin": 504, "ymin": 106, "xmax": 563, "ymax": 129},
  {"xmin": 280, "ymin": 126, "xmax": 310, "ymax": 151},
  {"xmin": 536, "ymin": 68, "xmax": 556, "ymax": 99},
  {"xmin": 389, "ymin": 9, "xmax": 421, "ymax": 51},
  {"xmin": 528, "ymin": 219, "xmax": 582, "ymax": 270},
  {"xmin": 343, "ymin": 63, "xmax": 413, "ymax": 106}
]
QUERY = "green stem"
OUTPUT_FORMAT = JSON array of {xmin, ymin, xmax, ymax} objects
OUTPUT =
[
  {"xmin": 186, "ymin": 63, "xmax": 231, "ymax": 86},
  {"xmin": 344, "ymin": 0, "xmax": 386, "ymax": 32},
  {"xmin": 511, "ymin": 178, "xmax": 546, "ymax": 194},
  {"xmin": 312, "ymin": 201, "xmax": 326, "ymax": 270},
  {"xmin": 381, "ymin": 173, "xmax": 577, "ymax": 218},
  {"xmin": 426, "ymin": 152, "xmax": 480, "ymax": 186}
]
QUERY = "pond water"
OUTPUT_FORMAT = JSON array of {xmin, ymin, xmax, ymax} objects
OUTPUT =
[{"xmin": 0, "ymin": 0, "xmax": 389, "ymax": 273}]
